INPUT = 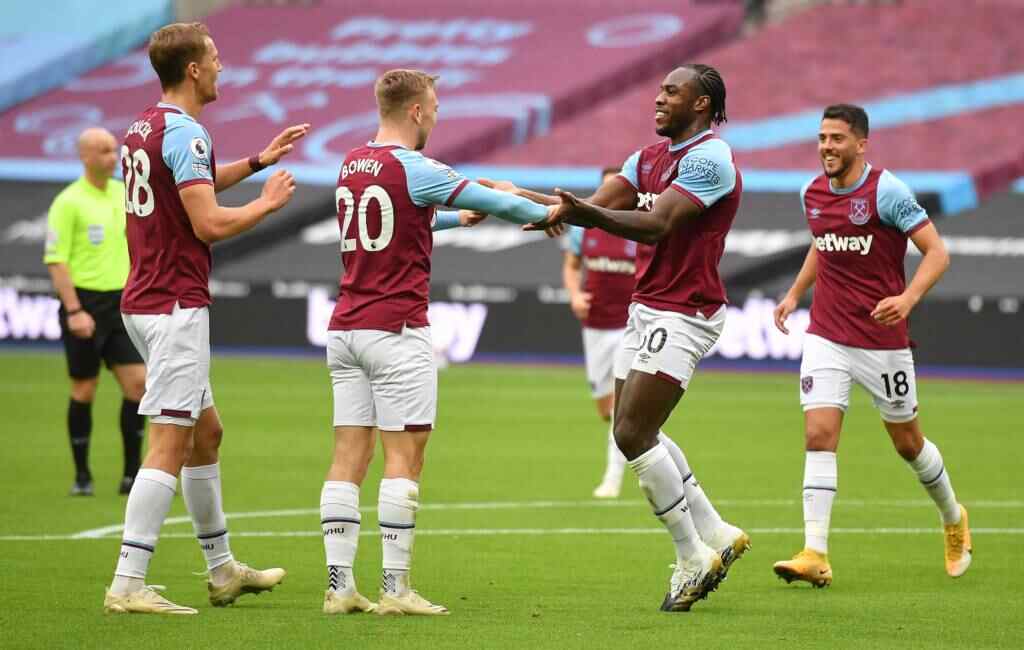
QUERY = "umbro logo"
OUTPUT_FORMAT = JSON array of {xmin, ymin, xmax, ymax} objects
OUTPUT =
[{"xmin": 809, "ymin": 208, "xmax": 821, "ymax": 219}]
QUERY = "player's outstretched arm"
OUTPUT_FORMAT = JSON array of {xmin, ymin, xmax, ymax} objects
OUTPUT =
[
  {"xmin": 536, "ymin": 186, "xmax": 700, "ymax": 244},
  {"xmin": 181, "ymin": 170, "xmax": 296, "ymax": 244},
  {"xmin": 774, "ymin": 244, "xmax": 818, "ymax": 334},
  {"xmin": 214, "ymin": 124, "xmax": 310, "ymax": 193},
  {"xmin": 431, "ymin": 210, "xmax": 486, "ymax": 231},
  {"xmin": 479, "ymin": 175, "xmax": 637, "ymax": 210},
  {"xmin": 449, "ymin": 182, "xmax": 553, "ymax": 226},
  {"xmin": 871, "ymin": 222, "xmax": 949, "ymax": 326}
]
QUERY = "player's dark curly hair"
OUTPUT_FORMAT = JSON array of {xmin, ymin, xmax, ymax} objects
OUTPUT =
[{"xmin": 685, "ymin": 64, "xmax": 728, "ymax": 126}]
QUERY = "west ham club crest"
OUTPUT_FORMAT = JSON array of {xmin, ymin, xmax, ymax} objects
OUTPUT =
[
  {"xmin": 801, "ymin": 376, "xmax": 814, "ymax": 394},
  {"xmin": 849, "ymin": 198, "xmax": 870, "ymax": 226}
]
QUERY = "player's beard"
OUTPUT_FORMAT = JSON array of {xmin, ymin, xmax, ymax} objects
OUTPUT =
[
  {"xmin": 822, "ymin": 151, "xmax": 854, "ymax": 178},
  {"xmin": 656, "ymin": 110, "xmax": 692, "ymax": 139}
]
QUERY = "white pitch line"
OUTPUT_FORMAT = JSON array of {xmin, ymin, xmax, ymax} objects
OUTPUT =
[
  {"xmin": 2, "ymin": 527, "xmax": 1024, "ymax": 542},
  {"xmin": 67, "ymin": 497, "xmax": 1024, "ymax": 540}
]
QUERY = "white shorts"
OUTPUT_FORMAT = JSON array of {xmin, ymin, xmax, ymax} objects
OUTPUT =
[
  {"xmin": 614, "ymin": 303, "xmax": 726, "ymax": 389},
  {"xmin": 583, "ymin": 327, "xmax": 624, "ymax": 398},
  {"xmin": 122, "ymin": 303, "xmax": 214, "ymax": 427},
  {"xmin": 800, "ymin": 333, "xmax": 919, "ymax": 423},
  {"xmin": 327, "ymin": 326, "xmax": 437, "ymax": 431}
]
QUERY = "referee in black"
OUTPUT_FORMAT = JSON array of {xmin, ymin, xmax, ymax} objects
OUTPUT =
[{"xmin": 44, "ymin": 127, "xmax": 147, "ymax": 496}]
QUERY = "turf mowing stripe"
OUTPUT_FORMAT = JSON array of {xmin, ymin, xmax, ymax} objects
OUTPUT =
[{"xmin": 2, "ymin": 527, "xmax": 1023, "ymax": 542}]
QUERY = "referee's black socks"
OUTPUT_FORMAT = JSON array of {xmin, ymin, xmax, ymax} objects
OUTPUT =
[
  {"xmin": 120, "ymin": 399, "xmax": 144, "ymax": 479},
  {"xmin": 68, "ymin": 399, "xmax": 92, "ymax": 482}
]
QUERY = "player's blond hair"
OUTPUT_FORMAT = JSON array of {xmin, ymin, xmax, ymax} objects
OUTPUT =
[
  {"xmin": 375, "ymin": 69, "xmax": 438, "ymax": 118},
  {"xmin": 148, "ymin": 22, "xmax": 211, "ymax": 90}
]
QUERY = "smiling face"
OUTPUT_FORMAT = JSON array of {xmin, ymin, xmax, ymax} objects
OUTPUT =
[
  {"xmin": 654, "ymin": 67, "xmax": 709, "ymax": 138},
  {"xmin": 818, "ymin": 117, "xmax": 866, "ymax": 179}
]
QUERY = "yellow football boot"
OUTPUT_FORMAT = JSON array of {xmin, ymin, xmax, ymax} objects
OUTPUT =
[
  {"xmin": 773, "ymin": 549, "xmax": 833, "ymax": 588},
  {"xmin": 944, "ymin": 504, "xmax": 973, "ymax": 578}
]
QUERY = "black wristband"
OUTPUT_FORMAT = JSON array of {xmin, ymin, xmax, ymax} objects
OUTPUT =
[
  {"xmin": 67, "ymin": 307, "xmax": 84, "ymax": 316},
  {"xmin": 248, "ymin": 154, "xmax": 266, "ymax": 172}
]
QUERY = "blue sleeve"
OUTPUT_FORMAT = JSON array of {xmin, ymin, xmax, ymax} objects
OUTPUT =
[
  {"xmin": 565, "ymin": 226, "xmax": 584, "ymax": 255},
  {"xmin": 448, "ymin": 182, "xmax": 549, "ymax": 225},
  {"xmin": 162, "ymin": 113, "xmax": 213, "ymax": 187},
  {"xmin": 877, "ymin": 170, "xmax": 929, "ymax": 233},
  {"xmin": 392, "ymin": 149, "xmax": 469, "ymax": 208},
  {"xmin": 670, "ymin": 139, "xmax": 737, "ymax": 208},
  {"xmin": 432, "ymin": 210, "xmax": 462, "ymax": 231},
  {"xmin": 618, "ymin": 150, "xmax": 641, "ymax": 189}
]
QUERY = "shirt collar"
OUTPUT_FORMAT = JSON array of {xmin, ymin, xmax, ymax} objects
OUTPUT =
[
  {"xmin": 668, "ymin": 129, "xmax": 713, "ymax": 152},
  {"xmin": 829, "ymin": 163, "xmax": 872, "ymax": 195},
  {"xmin": 157, "ymin": 101, "xmax": 188, "ymax": 115},
  {"xmin": 367, "ymin": 140, "xmax": 408, "ymax": 150}
]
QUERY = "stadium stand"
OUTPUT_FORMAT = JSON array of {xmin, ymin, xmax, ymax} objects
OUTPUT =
[
  {"xmin": 1, "ymin": 0, "xmax": 1021, "ymax": 370},
  {"xmin": 0, "ymin": 1, "xmax": 172, "ymax": 113},
  {"xmin": 0, "ymin": 0, "xmax": 743, "ymax": 180},
  {"xmin": 481, "ymin": 0, "xmax": 1024, "ymax": 212}
]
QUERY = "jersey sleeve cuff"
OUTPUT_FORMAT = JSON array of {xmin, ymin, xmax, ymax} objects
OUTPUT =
[
  {"xmin": 177, "ymin": 178, "xmax": 214, "ymax": 190},
  {"xmin": 905, "ymin": 217, "xmax": 931, "ymax": 236},
  {"xmin": 444, "ymin": 179, "xmax": 470, "ymax": 207},
  {"xmin": 670, "ymin": 183, "xmax": 707, "ymax": 209},
  {"xmin": 909, "ymin": 219, "xmax": 933, "ymax": 236}
]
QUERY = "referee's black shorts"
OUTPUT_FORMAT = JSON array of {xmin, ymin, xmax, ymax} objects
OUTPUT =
[{"xmin": 59, "ymin": 288, "xmax": 143, "ymax": 379}]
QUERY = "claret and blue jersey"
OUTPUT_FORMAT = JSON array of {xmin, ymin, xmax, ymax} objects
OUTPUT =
[
  {"xmin": 614, "ymin": 129, "xmax": 743, "ymax": 318},
  {"xmin": 801, "ymin": 164, "xmax": 931, "ymax": 350},
  {"xmin": 120, "ymin": 103, "xmax": 217, "ymax": 315},
  {"xmin": 330, "ymin": 142, "xmax": 550, "ymax": 333}
]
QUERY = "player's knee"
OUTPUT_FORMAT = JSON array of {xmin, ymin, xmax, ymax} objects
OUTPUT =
[
  {"xmin": 126, "ymin": 379, "xmax": 145, "ymax": 402},
  {"xmin": 70, "ymin": 379, "xmax": 98, "ymax": 403},
  {"xmin": 612, "ymin": 416, "xmax": 654, "ymax": 459},
  {"xmin": 191, "ymin": 424, "xmax": 223, "ymax": 462},
  {"xmin": 804, "ymin": 425, "xmax": 838, "ymax": 452},
  {"xmin": 893, "ymin": 442, "xmax": 920, "ymax": 461},
  {"xmin": 150, "ymin": 431, "xmax": 193, "ymax": 473},
  {"xmin": 891, "ymin": 431, "xmax": 922, "ymax": 460}
]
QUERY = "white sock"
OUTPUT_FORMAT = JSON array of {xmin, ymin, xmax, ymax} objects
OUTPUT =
[
  {"xmin": 601, "ymin": 421, "xmax": 626, "ymax": 485},
  {"xmin": 628, "ymin": 442, "xmax": 702, "ymax": 563},
  {"xmin": 181, "ymin": 463, "xmax": 234, "ymax": 574},
  {"xmin": 908, "ymin": 439, "xmax": 960, "ymax": 525},
  {"xmin": 379, "ymin": 477, "xmax": 418, "ymax": 597},
  {"xmin": 111, "ymin": 468, "xmax": 177, "ymax": 594},
  {"xmin": 321, "ymin": 481, "xmax": 361, "ymax": 593},
  {"xmin": 658, "ymin": 431, "xmax": 724, "ymax": 541},
  {"xmin": 803, "ymin": 451, "xmax": 837, "ymax": 554}
]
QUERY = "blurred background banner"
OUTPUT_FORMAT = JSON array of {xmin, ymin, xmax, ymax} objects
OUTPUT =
[
  {"xmin": 1, "ymin": 0, "xmax": 1022, "ymax": 372},
  {"xmin": 0, "ymin": 0, "xmax": 743, "ymax": 180}
]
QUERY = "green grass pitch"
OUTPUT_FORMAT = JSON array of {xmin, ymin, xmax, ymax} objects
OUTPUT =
[{"xmin": 2, "ymin": 350, "xmax": 1022, "ymax": 648}]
